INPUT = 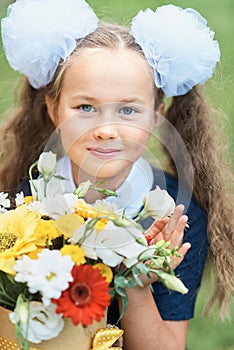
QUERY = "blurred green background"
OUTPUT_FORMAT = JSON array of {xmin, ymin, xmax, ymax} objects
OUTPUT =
[{"xmin": 0, "ymin": 0, "xmax": 233, "ymax": 349}]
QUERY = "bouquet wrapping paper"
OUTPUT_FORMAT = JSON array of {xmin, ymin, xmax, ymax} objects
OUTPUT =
[{"xmin": 0, "ymin": 306, "xmax": 107, "ymax": 350}]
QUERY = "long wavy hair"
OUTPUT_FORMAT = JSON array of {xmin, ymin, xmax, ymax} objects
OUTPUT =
[{"xmin": 0, "ymin": 22, "xmax": 233, "ymax": 317}]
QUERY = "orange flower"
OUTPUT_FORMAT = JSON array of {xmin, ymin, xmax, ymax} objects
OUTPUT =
[{"xmin": 53, "ymin": 265, "xmax": 111, "ymax": 327}]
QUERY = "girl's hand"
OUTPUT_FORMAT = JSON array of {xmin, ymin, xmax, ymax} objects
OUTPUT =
[
  {"xmin": 145, "ymin": 204, "xmax": 191, "ymax": 270},
  {"xmin": 145, "ymin": 204, "xmax": 188, "ymax": 246}
]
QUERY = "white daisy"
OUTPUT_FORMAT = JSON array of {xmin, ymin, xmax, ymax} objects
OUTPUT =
[
  {"xmin": 0, "ymin": 192, "xmax": 10, "ymax": 213},
  {"xmin": 28, "ymin": 200, "xmax": 48, "ymax": 215},
  {"xmin": 14, "ymin": 250, "xmax": 74, "ymax": 306},
  {"xmin": 15, "ymin": 191, "xmax": 25, "ymax": 206}
]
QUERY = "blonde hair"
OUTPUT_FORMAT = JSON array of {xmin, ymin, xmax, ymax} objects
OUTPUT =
[{"xmin": 0, "ymin": 22, "xmax": 233, "ymax": 317}]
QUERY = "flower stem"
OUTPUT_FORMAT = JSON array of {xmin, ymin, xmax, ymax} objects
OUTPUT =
[
  {"xmin": 29, "ymin": 161, "xmax": 38, "ymax": 200},
  {"xmin": 44, "ymin": 179, "xmax": 48, "ymax": 197}
]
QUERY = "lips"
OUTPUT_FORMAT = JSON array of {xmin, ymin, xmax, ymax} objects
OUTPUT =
[{"xmin": 87, "ymin": 147, "xmax": 121, "ymax": 159}]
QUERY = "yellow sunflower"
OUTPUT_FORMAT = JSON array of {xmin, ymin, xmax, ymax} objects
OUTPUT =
[
  {"xmin": 24, "ymin": 196, "xmax": 33, "ymax": 205},
  {"xmin": 0, "ymin": 204, "xmax": 39, "ymax": 240},
  {"xmin": 0, "ymin": 205, "xmax": 44, "ymax": 274},
  {"xmin": 34, "ymin": 218, "xmax": 61, "ymax": 243}
]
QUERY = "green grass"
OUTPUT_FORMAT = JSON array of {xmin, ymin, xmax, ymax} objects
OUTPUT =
[{"xmin": 0, "ymin": 1, "xmax": 234, "ymax": 349}]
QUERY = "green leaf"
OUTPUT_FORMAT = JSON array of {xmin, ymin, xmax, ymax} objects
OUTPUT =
[
  {"xmin": 126, "ymin": 279, "xmax": 136, "ymax": 289},
  {"xmin": 132, "ymin": 265, "xmax": 144, "ymax": 287},
  {"xmin": 115, "ymin": 286, "xmax": 127, "ymax": 297},
  {"xmin": 0, "ymin": 271, "xmax": 28, "ymax": 310},
  {"xmin": 136, "ymin": 262, "xmax": 150, "ymax": 275},
  {"xmin": 116, "ymin": 295, "xmax": 129, "ymax": 324},
  {"xmin": 114, "ymin": 275, "xmax": 129, "ymax": 288},
  {"xmin": 54, "ymin": 175, "xmax": 66, "ymax": 180}
]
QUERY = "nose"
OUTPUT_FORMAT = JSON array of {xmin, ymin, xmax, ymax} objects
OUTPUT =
[
  {"xmin": 92, "ymin": 121, "xmax": 119, "ymax": 141},
  {"xmin": 93, "ymin": 111, "xmax": 119, "ymax": 141}
]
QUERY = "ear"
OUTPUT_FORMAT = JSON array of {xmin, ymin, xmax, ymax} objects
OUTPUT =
[
  {"xmin": 45, "ymin": 94, "xmax": 59, "ymax": 127},
  {"xmin": 154, "ymin": 102, "xmax": 164, "ymax": 128}
]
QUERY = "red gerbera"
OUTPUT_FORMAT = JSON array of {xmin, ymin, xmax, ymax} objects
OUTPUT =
[{"xmin": 53, "ymin": 264, "xmax": 111, "ymax": 327}]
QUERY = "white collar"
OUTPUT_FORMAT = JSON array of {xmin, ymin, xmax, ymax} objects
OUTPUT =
[{"xmin": 56, "ymin": 156, "xmax": 154, "ymax": 217}]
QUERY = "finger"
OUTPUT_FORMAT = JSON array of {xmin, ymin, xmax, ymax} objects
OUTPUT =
[
  {"xmin": 178, "ymin": 242, "xmax": 191, "ymax": 256},
  {"xmin": 169, "ymin": 214, "xmax": 188, "ymax": 248},
  {"xmin": 170, "ymin": 242, "xmax": 191, "ymax": 270},
  {"xmin": 148, "ymin": 215, "xmax": 187, "ymax": 246},
  {"xmin": 144, "ymin": 217, "xmax": 170, "ymax": 244},
  {"xmin": 145, "ymin": 217, "xmax": 169, "ymax": 235},
  {"xmin": 166, "ymin": 204, "xmax": 185, "ymax": 235}
]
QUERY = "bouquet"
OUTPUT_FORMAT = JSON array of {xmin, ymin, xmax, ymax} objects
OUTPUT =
[{"xmin": 0, "ymin": 151, "xmax": 188, "ymax": 350}]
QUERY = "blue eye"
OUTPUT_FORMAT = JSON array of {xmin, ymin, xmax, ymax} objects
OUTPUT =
[
  {"xmin": 78, "ymin": 104, "xmax": 95, "ymax": 113},
  {"xmin": 119, "ymin": 107, "xmax": 136, "ymax": 116}
]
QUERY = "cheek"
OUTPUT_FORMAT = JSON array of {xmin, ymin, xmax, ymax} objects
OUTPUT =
[
  {"xmin": 122, "ymin": 125, "xmax": 151, "ymax": 147},
  {"xmin": 58, "ymin": 117, "xmax": 90, "ymax": 153}
]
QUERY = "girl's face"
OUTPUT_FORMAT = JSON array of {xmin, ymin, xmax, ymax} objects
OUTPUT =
[{"xmin": 47, "ymin": 49, "xmax": 160, "ymax": 187}]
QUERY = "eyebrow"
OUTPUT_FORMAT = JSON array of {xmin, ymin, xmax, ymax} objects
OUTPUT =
[
  {"xmin": 70, "ymin": 94, "xmax": 146, "ymax": 105},
  {"xmin": 119, "ymin": 97, "xmax": 146, "ymax": 104},
  {"xmin": 70, "ymin": 94, "xmax": 96, "ymax": 102}
]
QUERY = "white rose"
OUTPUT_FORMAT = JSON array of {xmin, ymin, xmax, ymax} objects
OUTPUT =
[
  {"xmin": 138, "ymin": 186, "xmax": 175, "ymax": 221},
  {"xmin": 10, "ymin": 302, "xmax": 64, "ymax": 344},
  {"xmin": 38, "ymin": 151, "xmax": 57, "ymax": 181}
]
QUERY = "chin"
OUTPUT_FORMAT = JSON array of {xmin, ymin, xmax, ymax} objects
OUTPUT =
[
  {"xmin": 89, "ymin": 163, "xmax": 131, "ymax": 181},
  {"xmin": 90, "ymin": 168, "xmax": 122, "ymax": 180}
]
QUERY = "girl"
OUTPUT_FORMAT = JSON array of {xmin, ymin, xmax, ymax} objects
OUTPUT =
[{"xmin": 1, "ymin": 1, "xmax": 234, "ymax": 349}]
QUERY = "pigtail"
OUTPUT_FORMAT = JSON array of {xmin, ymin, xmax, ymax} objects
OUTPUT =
[
  {"xmin": 0, "ymin": 22, "xmax": 143, "ymax": 195},
  {"xmin": 162, "ymin": 86, "xmax": 234, "ymax": 317},
  {"xmin": 0, "ymin": 79, "xmax": 55, "ymax": 193}
]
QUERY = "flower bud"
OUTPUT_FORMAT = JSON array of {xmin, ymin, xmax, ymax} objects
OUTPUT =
[
  {"xmin": 97, "ymin": 188, "xmax": 118, "ymax": 197},
  {"xmin": 113, "ymin": 217, "xmax": 134, "ymax": 227},
  {"xmin": 157, "ymin": 271, "xmax": 188, "ymax": 294},
  {"xmin": 38, "ymin": 151, "xmax": 57, "ymax": 181},
  {"xmin": 14, "ymin": 295, "xmax": 29, "ymax": 325},
  {"xmin": 74, "ymin": 180, "xmax": 92, "ymax": 198}
]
